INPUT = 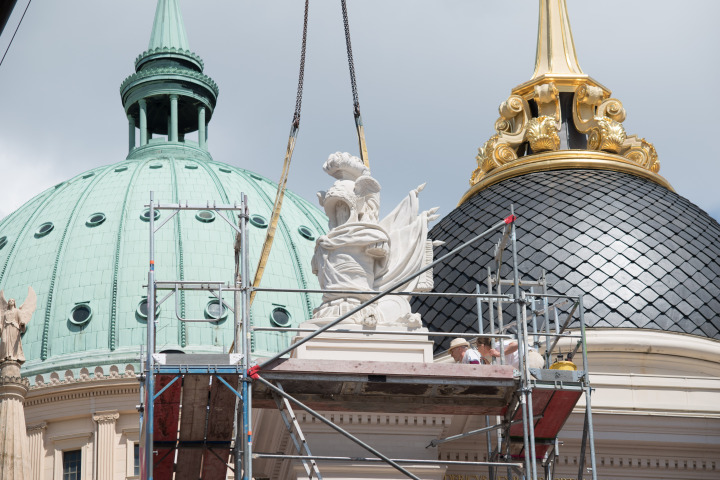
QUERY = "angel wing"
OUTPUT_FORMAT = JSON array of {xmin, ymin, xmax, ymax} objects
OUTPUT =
[
  {"xmin": 353, "ymin": 174, "xmax": 381, "ymax": 198},
  {"xmin": 0, "ymin": 290, "xmax": 7, "ymax": 316},
  {"xmin": 18, "ymin": 286, "xmax": 37, "ymax": 328}
]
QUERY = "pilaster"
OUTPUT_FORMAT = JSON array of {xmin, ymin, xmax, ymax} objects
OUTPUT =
[
  {"xmin": 93, "ymin": 411, "xmax": 119, "ymax": 480},
  {"xmin": 26, "ymin": 422, "xmax": 46, "ymax": 480}
]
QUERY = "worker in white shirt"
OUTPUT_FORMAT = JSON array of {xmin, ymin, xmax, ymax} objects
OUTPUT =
[
  {"xmin": 448, "ymin": 338, "xmax": 483, "ymax": 364},
  {"xmin": 476, "ymin": 337, "xmax": 544, "ymax": 369}
]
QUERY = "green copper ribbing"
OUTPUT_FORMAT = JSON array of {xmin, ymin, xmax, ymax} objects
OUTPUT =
[
  {"xmin": 109, "ymin": 161, "xmax": 145, "ymax": 351},
  {"xmin": 41, "ymin": 169, "xmax": 107, "ymax": 360},
  {"xmin": 0, "ymin": 188, "xmax": 56, "ymax": 286},
  {"xmin": 236, "ymin": 170, "xmax": 313, "ymax": 318},
  {"xmin": 170, "ymin": 160, "xmax": 187, "ymax": 347},
  {"xmin": 287, "ymin": 189, "xmax": 327, "ymax": 235},
  {"xmin": 197, "ymin": 161, "xmax": 234, "ymax": 235}
]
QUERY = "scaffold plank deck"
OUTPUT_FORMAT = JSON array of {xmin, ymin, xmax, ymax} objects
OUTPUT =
[
  {"xmin": 175, "ymin": 375, "xmax": 211, "ymax": 480},
  {"xmin": 153, "ymin": 375, "xmax": 182, "ymax": 480},
  {"xmin": 201, "ymin": 374, "xmax": 239, "ymax": 479},
  {"xmin": 253, "ymin": 358, "xmax": 516, "ymax": 415},
  {"xmin": 509, "ymin": 379, "xmax": 583, "ymax": 459}
]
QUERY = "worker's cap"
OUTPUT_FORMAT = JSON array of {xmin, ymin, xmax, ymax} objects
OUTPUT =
[{"xmin": 448, "ymin": 338, "xmax": 470, "ymax": 351}]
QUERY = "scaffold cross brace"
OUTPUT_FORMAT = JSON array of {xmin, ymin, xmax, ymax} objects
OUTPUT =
[
  {"xmin": 247, "ymin": 364, "xmax": 260, "ymax": 379},
  {"xmin": 504, "ymin": 214, "xmax": 517, "ymax": 224}
]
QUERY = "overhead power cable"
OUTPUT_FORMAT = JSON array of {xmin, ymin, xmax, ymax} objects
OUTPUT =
[{"xmin": 0, "ymin": 0, "xmax": 32, "ymax": 69}]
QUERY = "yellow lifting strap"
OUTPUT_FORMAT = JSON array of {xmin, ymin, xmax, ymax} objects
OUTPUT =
[
  {"xmin": 250, "ymin": 126, "xmax": 298, "ymax": 306},
  {"xmin": 355, "ymin": 113, "xmax": 370, "ymax": 169}
]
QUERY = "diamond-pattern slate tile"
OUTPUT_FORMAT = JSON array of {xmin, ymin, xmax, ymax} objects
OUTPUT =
[{"xmin": 413, "ymin": 169, "xmax": 720, "ymax": 352}]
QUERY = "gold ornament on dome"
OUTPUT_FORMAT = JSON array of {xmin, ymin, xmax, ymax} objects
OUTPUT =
[
  {"xmin": 464, "ymin": 0, "xmax": 669, "ymax": 201},
  {"xmin": 469, "ymin": 80, "xmax": 663, "ymax": 191},
  {"xmin": 471, "ymin": 84, "xmax": 561, "ymax": 186}
]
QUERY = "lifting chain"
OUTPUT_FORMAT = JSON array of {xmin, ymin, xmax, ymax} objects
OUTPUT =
[
  {"xmin": 293, "ymin": 0, "xmax": 310, "ymax": 129},
  {"xmin": 341, "ymin": 0, "xmax": 370, "ymax": 168}
]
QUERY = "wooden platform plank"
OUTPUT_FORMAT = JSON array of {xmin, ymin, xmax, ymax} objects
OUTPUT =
[
  {"xmin": 201, "ymin": 375, "xmax": 239, "ymax": 480},
  {"xmin": 154, "ymin": 375, "xmax": 182, "ymax": 480},
  {"xmin": 175, "ymin": 375, "xmax": 211, "ymax": 480},
  {"xmin": 253, "ymin": 358, "xmax": 516, "ymax": 415},
  {"xmin": 533, "ymin": 389, "xmax": 582, "ymax": 438},
  {"xmin": 509, "ymin": 389, "xmax": 553, "ymax": 436}
]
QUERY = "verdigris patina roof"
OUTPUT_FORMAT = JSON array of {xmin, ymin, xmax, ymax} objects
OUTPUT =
[{"xmin": 0, "ymin": 154, "xmax": 326, "ymax": 377}]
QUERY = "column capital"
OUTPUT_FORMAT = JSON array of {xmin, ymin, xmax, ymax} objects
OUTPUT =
[
  {"xmin": 93, "ymin": 410, "xmax": 119, "ymax": 425},
  {"xmin": 26, "ymin": 422, "xmax": 47, "ymax": 434},
  {"xmin": 138, "ymin": 98, "xmax": 147, "ymax": 107},
  {"xmin": 170, "ymin": 93, "xmax": 179, "ymax": 100}
]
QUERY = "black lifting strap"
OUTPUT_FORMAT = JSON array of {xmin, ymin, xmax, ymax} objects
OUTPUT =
[
  {"xmin": 250, "ymin": 0, "xmax": 310, "ymax": 308},
  {"xmin": 341, "ymin": 0, "xmax": 370, "ymax": 168}
]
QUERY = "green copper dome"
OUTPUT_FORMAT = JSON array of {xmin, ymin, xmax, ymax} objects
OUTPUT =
[{"xmin": 0, "ymin": 152, "xmax": 326, "ymax": 377}]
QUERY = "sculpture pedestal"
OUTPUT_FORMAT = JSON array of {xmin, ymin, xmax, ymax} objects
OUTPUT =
[
  {"xmin": 291, "ymin": 323, "xmax": 434, "ymax": 363},
  {"xmin": 0, "ymin": 361, "xmax": 31, "ymax": 480}
]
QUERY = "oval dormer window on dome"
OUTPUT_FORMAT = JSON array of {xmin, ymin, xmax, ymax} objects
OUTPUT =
[
  {"xmin": 249, "ymin": 214, "xmax": 268, "ymax": 228},
  {"xmin": 205, "ymin": 299, "xmax": 228, "ymax": 321},
  {"xmin": 185, "ymin": 163, "xmax": 198, "ymax": 170},
  {"xmin": 69, "ymin": 303, "xmax": 92, "ymax": 326},
  {"xmin": 35, "ymin": 222, "xmax": 54, "ymax": 238},
  {"xmin": 219, "ymin": 167, "xmax": 231, "ymax": 173},
  {"xmin": 270, "ymin": 306, "xmax": 292, "ymax": 327},
  {"xmin": 298, "ymin": 226, "xmax": 315, "ymax": 241},
  {"xmin": 114, "ymin": 165, "xmax": 128, "ymax": 172},
  {"xmin": 86, "ymin": 212, "xmax": 106, "ymax": 227},
  {"xmin": 82, "ymin": 172, "xmax": 95, "ymax": 179},
  {"xmin": 0, "ymin": 236, "xmax": 7, "ymax": 250},
  {"xmin": 149, "ymin": 163, "xmax": 163, "ymax": 169},
  {"xmin": 196, "ymin": 210, "xmax": 215, "ymax": 223},
  {"xmin": 137, "ymin": 298, "xmax": 160, "ymax": 320},
  {"xmin": 140, "ymin": 208, "xmax": 160, "ymax": 222}
]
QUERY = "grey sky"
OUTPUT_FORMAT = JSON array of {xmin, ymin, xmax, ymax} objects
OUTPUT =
[{"xmin": 0, "ymin": 0, "xmax": 718, "ymax": 224}]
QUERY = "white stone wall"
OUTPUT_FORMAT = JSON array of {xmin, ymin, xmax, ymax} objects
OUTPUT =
[{"xmin": 20, "ymin": 329, "xmax": 720, "ymax": 479}]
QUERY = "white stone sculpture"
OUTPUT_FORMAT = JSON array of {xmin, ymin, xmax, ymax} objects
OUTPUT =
[
  {"xmin": 310, "ymin": 152, "xmax": 440, "ymax": 328},
  {"xmin": 0, "ymin": 287, "xmax": 37, "ymax": 364}
]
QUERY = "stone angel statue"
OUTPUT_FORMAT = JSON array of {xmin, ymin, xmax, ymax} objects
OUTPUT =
[
  {"xmin": 0, "ymin": 286, "xmax": 37, "ymax": 364},
  {"xmin": 310, "ymin": 152, "xmax": 440, "ymax": 329}
]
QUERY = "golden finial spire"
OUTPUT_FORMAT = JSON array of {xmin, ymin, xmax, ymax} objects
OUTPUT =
[
  {"xmin": 532, "ymin": 0, "xmax": 583, "ymax": 78},
  {"xmin": 460, "ymin": 0, "xmax": 669, "ymax": 205}
]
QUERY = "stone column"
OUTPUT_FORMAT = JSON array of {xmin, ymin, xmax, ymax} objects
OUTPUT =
[
  {"xmin": 93, "ymin": 411, "xmax": 119, "ymax": 480},
  {"xmin": 198, "ymin": 106, "xmax": 206, "ymax": 150},
  {"xmin": 169, "ymin": 94, "xmax": 179, "ymax": 142},
  {"xmin": 26, "ymin": 422, "xmax": 46, "ymax": 480},
  {"xmin": 0, "ymin": 361, "xmax": 31, "ymax": 480},
  {"xmin": 128, "ymin": 114, "xmax": 136, "ymax": 153},
  {"xmin": 139, "ymin": 99, "xmax": 148, "ymax": 146}
]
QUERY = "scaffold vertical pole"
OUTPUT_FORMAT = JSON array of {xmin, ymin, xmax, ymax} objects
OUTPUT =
[
  {"xmin": 241, "ymin": 194, "xmax": 253, "ymax": 480},
  {"xmin": 144, "ymin": 191, "xmax": 156, "ymax": 480},
  {"xmin": 521, "ymin": 291, "xmax": 539, "ymax": 480},
  {"xmin": 509, "ymin": 206, "xmax": 532, "ymax": 480},
  {"xmin": 578, "ymin": 295, "xmax": 598, "ymax": 480},
  {"xmin": 234, "ymin": 215, "xmax": 242, "ymax": 480}
]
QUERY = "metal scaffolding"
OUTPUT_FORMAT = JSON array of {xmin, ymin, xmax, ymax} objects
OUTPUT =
[{"xmin": 138, "ymin": 192, "xmax": 598, "ymax": 480}]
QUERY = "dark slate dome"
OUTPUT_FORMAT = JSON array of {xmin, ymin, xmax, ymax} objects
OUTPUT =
[{"xmin": 413, "ymin": 169, "xmax": 720, "ymax": 352}]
